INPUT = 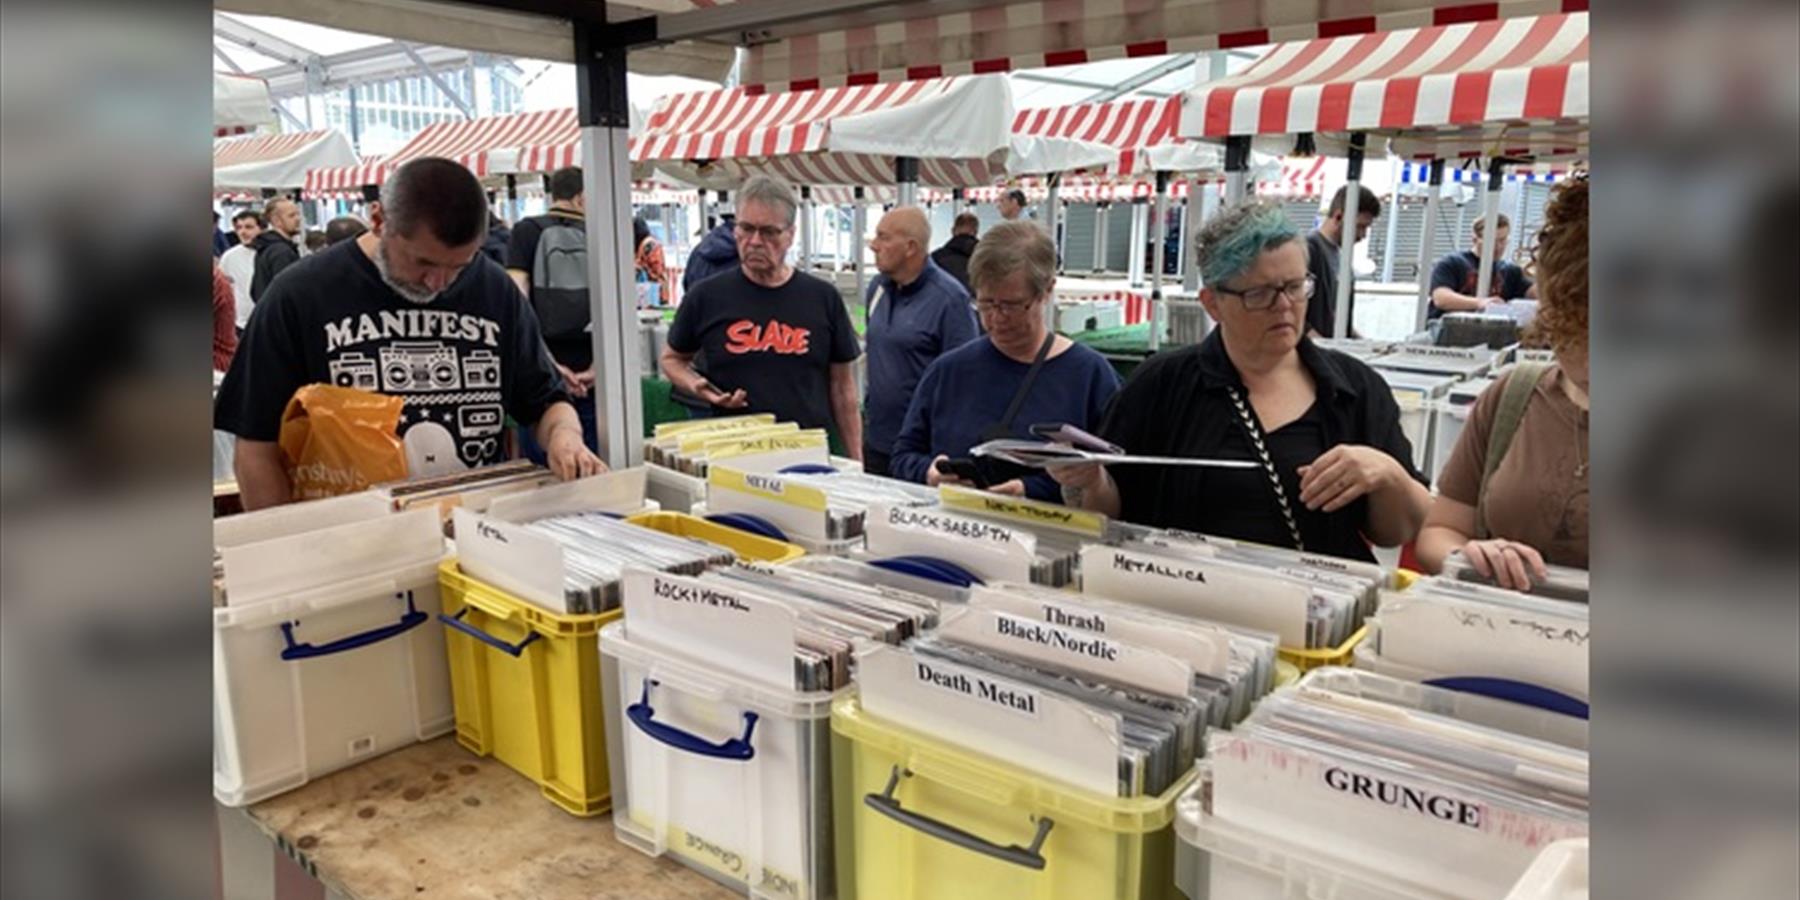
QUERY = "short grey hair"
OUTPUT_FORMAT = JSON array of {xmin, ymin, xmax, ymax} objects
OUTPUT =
[
  {"xmin": 736, "ymin": 173, "xmax": 798, "ymax": 227},
  {"xmin": 379, "ymin": 157, "xmax": 488, "ymax": 246},
  {"xmin": 968, "ymin": 221, "xmax": 1056, "ymax": 298}
]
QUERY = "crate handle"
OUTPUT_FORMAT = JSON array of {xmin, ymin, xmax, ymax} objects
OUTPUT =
[
  {"xmin": 864, "ymin": 766, "xmax": 1052, "ymax": 871},
  {"xmin": 438, "ymin": 607, "xmax": 542, "ymax": 658},
  {"xmin": 626, "ymin": 679, "xmax": 760, "ymax": 761},
  {"xmin": 1423, "ymin": 676, "xmax": 1589, "ymax": 719},
  {"xmin": 279, "ymin": 592, "xmax": 426, "ymax": 661}
]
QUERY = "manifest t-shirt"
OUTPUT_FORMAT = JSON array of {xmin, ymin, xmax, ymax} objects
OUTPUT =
[
  {"xmin": 666, "ymin": 268, "xmax": 861, "ymax": 432},
  {"xmin": 213, "ymin": 238, "xmax": 570, "ymax": 475}
]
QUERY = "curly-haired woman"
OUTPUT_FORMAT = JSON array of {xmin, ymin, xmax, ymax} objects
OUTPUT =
[{"xmin": 1417, "ymin": 173, "xmax": 1590, "ymax": 589}]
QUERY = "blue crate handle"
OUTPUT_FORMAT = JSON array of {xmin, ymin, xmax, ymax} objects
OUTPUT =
[
  {"xmin": 280, "ymin": 592, "xmax": 427, "ymax": 661},
  {"xmin": 437, "ymin": 607, "xmax": 543, "ymax": 658},
  {"xmin": 777, "ymin": 464, "xmax": 838, "ymax": 475},
  {"xmin": 868, "ymin": 556, "xmax": 985, "ymax": 588},
  {"xmin": 627, "ymin": 679, "xmax": 759, "ymax": 761},
  {"xmin": 703, "ymin": 512, "xmax": 790, "ymax": 542},
  {"xmin": 865, "ymin": 766, "xmax": 1053, "ymax": 870},
  {"xmin": 1423, "ymin": 676, "xmax": 1589, "ymax": 719}
]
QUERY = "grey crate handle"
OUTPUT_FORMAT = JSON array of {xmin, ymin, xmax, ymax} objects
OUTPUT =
[{"xmin": 863, "ymin": 766, "xmax": 1053, "ymax": 871}]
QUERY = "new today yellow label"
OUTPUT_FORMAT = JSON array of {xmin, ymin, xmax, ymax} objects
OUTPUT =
[
  {"xmin": 938, "ymin": 484, "xmax": 1108, "ymax": 537},
  {"xmin": 705, "ymin": 429, "xmax": 828, "ymax": 461},
  {"xmin": 710, "ymin": 466, "xmax": 829, "ymax": 512},
  {"xmin": 678, "ymin": 422, "xmax": 797, "ymax": 455},
  {"xmin": 652, "ymin": 413, "xmax": 774, "ymax": 440}
]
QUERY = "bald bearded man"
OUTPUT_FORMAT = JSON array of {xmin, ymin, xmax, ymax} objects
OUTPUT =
[{"xmin": 862, "ymin": 207, "xmax": 979, "ymax": 475}]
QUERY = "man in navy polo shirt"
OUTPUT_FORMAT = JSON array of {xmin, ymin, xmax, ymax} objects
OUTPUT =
[{"xmin": 862, "ymin": 207, "xmax": 979, "ymax": 476}]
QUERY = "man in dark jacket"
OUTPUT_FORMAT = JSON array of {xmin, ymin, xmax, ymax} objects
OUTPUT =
[
  {"xmin": 930, "ymin": 212, "xmax": 980, "ymax": 292},
  {"xmin": 682, "ymin": 214, "xmax": 739, "ymax": 290},
  {"xmin": 248, "ymin": 198, "xmax": 304, "ymax": 303}
]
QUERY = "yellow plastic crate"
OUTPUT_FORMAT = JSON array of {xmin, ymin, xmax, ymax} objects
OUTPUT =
[
  {"xmin": 623, "ymin": 511, "xmax": 805, "ymax": 564},
  {"xmin": 1275, "ymin": 568, "xmax": 1419, "ymax": 673},
  {"xmin": 832, "ymin": 695, "xmax": 1193, "ymax": 900},
  {"xmin": 437, "ymin": 559, "xmax": 619, "ymax": 817}
]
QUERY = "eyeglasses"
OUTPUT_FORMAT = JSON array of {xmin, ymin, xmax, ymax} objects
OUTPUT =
[
  {"xmin": 734, "ymin": 222, "xmax": 789, "ymax": 242},
  {"xmin": 1213, "ymin": 275, "xmax": 1314, "ymax": 311},
  {"xmin": 975, "ymin": 297, "xmax": 1039, "ymax": 316}
]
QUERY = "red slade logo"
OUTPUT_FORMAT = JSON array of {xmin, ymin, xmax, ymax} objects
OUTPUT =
[{"xmin": 725, "ymin": 319, "xmax": 812, "ymax": 355}]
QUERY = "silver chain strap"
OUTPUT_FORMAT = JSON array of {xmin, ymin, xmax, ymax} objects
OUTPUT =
[{"xmin": 1225, "ymin": 386, "xmax": 1306, "ymax": 552}]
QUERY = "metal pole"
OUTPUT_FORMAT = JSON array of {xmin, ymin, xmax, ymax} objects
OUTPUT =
[
  {"xmin": 699, "ymin": 188, "xmax": 712, "ymax": 230},
  {"xmin": 1380, "ymin": 156, "xmax": 1401, "ymax": 283},
  {"xmin": 575, "ymin": 18, "xmax": 643, "ymax": 467},
  {"xmin": 1148, "ymin": 171, "xmax": 1170, "ymax": 352},
  {"xmin": 1045, "ymin": 172, "xmax": 1064, "ymax": 274},
  {"xmin": 1224, "ymin": 136, "xmax": 1252, "ymax": 205},
  {"xmin": 1094, "ymin": 202, "xmax": 1110, "ymax": 274},
  {"xmin": 895, "ymin": 157, "xmax": 919, "ymax": 208},
  {"xmin": 505, "ymin": 174, "xmax": 519, "ymax": 224},
  {"xmin": 853, "ymin": 186, "xmax": 868, "ymax": 331},
  {"xmin": 800, "ymin": 184, "xmax": 814, "ymax": 272},
  {"xmin": 1179, "ymin": 176, "xmax": 1200, "ymax": 290},
  {"xmin": 1415, "ymin": 159, "xmax": 1446, "ymax": 332},
  {"xmin": 1333, "ymin": 132, "xmax": 1366, "ymax": 339},
  {"xmin": 1127, "ymin": 199, "xmax": 1147, "ymax": 286},
  {"xmin": 1475, "ymin": 157, "xmax": 1506, "ymax": 301}
]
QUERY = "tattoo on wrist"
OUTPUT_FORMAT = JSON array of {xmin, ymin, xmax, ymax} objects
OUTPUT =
[{"xmin": 1062, "ymin": 485, "xmax": 1086, "ymax": 507}]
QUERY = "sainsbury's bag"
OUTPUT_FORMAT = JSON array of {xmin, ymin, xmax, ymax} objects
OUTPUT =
[{"xmin": 278, "ymin": 384, "xmax": 408, "ymax": 500}]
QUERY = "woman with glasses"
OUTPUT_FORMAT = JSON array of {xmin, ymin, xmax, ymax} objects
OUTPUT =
[
  {"xmin": 1052, "ymin": 200, "xmax": 1431, "ymax": 562},
  {"xmin": 889, "ymin": 222, "xmax": 1121, "ymax": 500}
]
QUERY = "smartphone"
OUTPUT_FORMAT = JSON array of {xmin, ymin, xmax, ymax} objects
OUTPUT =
[
  {"xmin": 1029, "ymin": 422, "xmax": 1123, "ymax": 455},
  {"xmin": 936, "ymin": 457, "xmax": 989, "ymax": 487}
]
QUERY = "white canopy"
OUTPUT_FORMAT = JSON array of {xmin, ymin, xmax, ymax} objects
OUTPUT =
[
  {"xmin": 214, "ymin": 129, "xmax": 358, "ymax": 191},
  {"xmin": 214, "ymin": 72, "xmax": 275, "ymax": 137}
]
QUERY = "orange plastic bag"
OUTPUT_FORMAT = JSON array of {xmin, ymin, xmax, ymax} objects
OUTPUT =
[{"xmin": 278, "ymin": 384, "xmax": 409, "ymax": 500}]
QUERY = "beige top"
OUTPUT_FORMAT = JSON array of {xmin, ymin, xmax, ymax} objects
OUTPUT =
[{"xmin": 1437, "ymin": 364, "xmax": 1590, "ymax": 569}]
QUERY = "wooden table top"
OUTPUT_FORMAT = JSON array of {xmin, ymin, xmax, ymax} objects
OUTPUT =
[{"xmin": 245, "ymin": 736, "xmax": 740, "ymax": 900}]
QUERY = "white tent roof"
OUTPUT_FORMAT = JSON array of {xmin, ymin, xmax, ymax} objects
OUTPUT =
[
  {"xmin": 214, "ymin": 129, "xmax": 359, "ymax": 190},
  {"xmin": 214, "ymin": 72, "xmax": 276, "ymax": 136}
]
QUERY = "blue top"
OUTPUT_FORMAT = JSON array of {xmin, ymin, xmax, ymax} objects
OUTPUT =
[
  {"xmin": 863, "ymin": 260, "xmax": 979, "ymax": 452},
  {"xmin": 891, "ymin": 337, "xmax": 1121, "ymax": 502}
]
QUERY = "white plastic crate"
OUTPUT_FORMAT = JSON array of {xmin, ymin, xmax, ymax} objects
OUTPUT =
[
  {"xmin": 1505, "ymin": 839, "xmax": 1588, "ymax": 899},
  {"xmin": 213, "ymin": 507, "xmax": 454, "ymax": 806},
  {"xmin": 600, "ymin": 621, "xmax": 842, "ymax": 900}
]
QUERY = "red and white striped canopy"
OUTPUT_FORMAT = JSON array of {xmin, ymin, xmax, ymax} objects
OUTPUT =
[
  {"xmin": 214, "ymin": 130, "xmax": 358, "ymax": 191},
  {"xmin": 304, "ymin": 155, "xmax": 390, "ymax": 197},
  {"xmin": 1012, "ymin": 98, "xmax": 1185, "ymax": 176},
  {"xmin": 740, "ymin": 0, "xmax": 1587, "ymax": 94},
  {"xmin": 388, "ymin": 108, "xmax": 587, "ymax": 177},
  {"xmin": 1180, "ymin": 12, "xmax": 1588, "ymax": 161},
  {"xmin": 634, "ymin": 76, "xmax": 1014, "ymax": 190}
]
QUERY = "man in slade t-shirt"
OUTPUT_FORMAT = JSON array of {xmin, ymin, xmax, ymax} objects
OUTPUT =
[
  {"xmin": 659, "ymin": 173, "xmax": 863, "ymax": 457},
  {"xmin": 215, "ymin": 157, "xmax": 605, "ymax": 510}
]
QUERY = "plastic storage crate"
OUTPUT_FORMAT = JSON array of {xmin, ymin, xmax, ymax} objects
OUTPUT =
[
  {"xmin": 1273, "ymin": 569, "xmax": 1416, "ymax": 673},
  {"xmin": 1505, "ymin": 839, "xmax": 1587, "ymax": 899},
  {"xmin": 437, "ymin": 559, "xmax": 619, "ymax": 816},
  {"xmin": 214, "ymin": 508, "xmax": 452, "ymax": 806},
  {"xmin": 601, "ymin": 622, "xmax": 844, "ymax": 900},
  {"xmin": 832, "ymin": 695, "xmax": 1193, "ymax": 900},
  {"xmin": 624, "ymin": 511, "xmax": 806, "ymax": 565}
]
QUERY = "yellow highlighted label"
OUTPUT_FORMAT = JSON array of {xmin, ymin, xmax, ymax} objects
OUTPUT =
[
  {"xmin": 939, "ymin": 485, "xmax": 1107, "ymax": 537},
  {"xmin": 710, "ymin": 466, "xmax": 829, "ymax": 513},
  {"xmin": 626, "ymin": 812, "xmax": 804, "ymax": 900},
  {"xmin": 678, "ymin": 422, "xmax": 797, "ymax": 454},
  {"xmin": 706, "ymin": 429, "xmax": 828, "ymax": 461},
  {"xmin": 652, "ymin": 413, "xmax": 774, "ymax": 440}
]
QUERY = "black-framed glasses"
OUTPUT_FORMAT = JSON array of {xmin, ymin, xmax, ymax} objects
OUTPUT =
[
  {"xmin": 1213, "ymin": 275, "xmax": 1315, "ymax": 310},
  {"xmin": 974, "ymin": 297, "xmax": 1039, "ymax": 316},
  {"xmin": 734, "ymin": 221, "xmax": 789, "ymax": 242}
]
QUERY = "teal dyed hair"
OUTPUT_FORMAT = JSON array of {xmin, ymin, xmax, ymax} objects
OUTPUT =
[{"xmin": 1196, "ymin": 200, "xmax": 1302, "ymax": 288}]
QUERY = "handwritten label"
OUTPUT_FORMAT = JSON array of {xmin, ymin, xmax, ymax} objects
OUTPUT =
[
  {"xmin": 914, "ymin": 661, "xmax": 1040, "ymax": 718},
  {"xmin": 885, "ymin": 506, "xmax": 1023, "ymax": 546},
  {"xmin": 939, "ymin": 485, "xmax": 1107, "ymax": 537},
  {"xmin": 679, "ymin": 423, "xmax": 796, "ymax": 454},
  {"xmin": 706, "ymin": 430, "xmax": 827, "ymax": 460},
  {"xmin": 648, "ymin": 574, "xmax": 751, "ymax": 613},
  {"xmin": 475, "ymin": 520, "xmax": 510, "ymax": 543},
  {"xmin": 653, "ymin": 413, "xmax": 774, "ymax": 441},
  {"xmin": 708, "ymin": 466, "xmax": 829, "ymax": 513},
  {"xmin": 1109, "ymin": 550, "xmax": 1208, "ymax": 583},
  {"xmin": 1450, "ymin": 609, "xmax": 1590, "ymax": 645}
]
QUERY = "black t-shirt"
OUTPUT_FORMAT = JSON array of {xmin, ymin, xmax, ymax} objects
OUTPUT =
[
  {"xmin": 214, "ymin": 239, "xmax": 570, "ymax": 475},
  {"xmin": 1097, "ymin": 332, "xmax": 1427, "ymax": 563},
  {"xmin": 506, "ymin": 209, "xmax": 591, "ymax": 371},
  {"xmin": 1304, "ymin": 230, "xmax": 1352, "ymax": 338},
  {"xmin": 1427, "ymin": 250, "xmax": 1533, "ymax": 321},
  {"xmin": 666, "ymin": 268, "xmax": 861, "ymax": 432}
]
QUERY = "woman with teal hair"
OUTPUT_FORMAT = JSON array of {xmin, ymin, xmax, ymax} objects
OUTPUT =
[{"xmin": 1052, "ymin": 200, "xmax": 1432, "ymax": 562}]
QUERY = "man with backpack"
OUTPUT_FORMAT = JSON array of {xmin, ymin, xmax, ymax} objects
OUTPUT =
[{"xmin": 506, "ymin": 166, "xmax": 599, "ymax": 460}]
